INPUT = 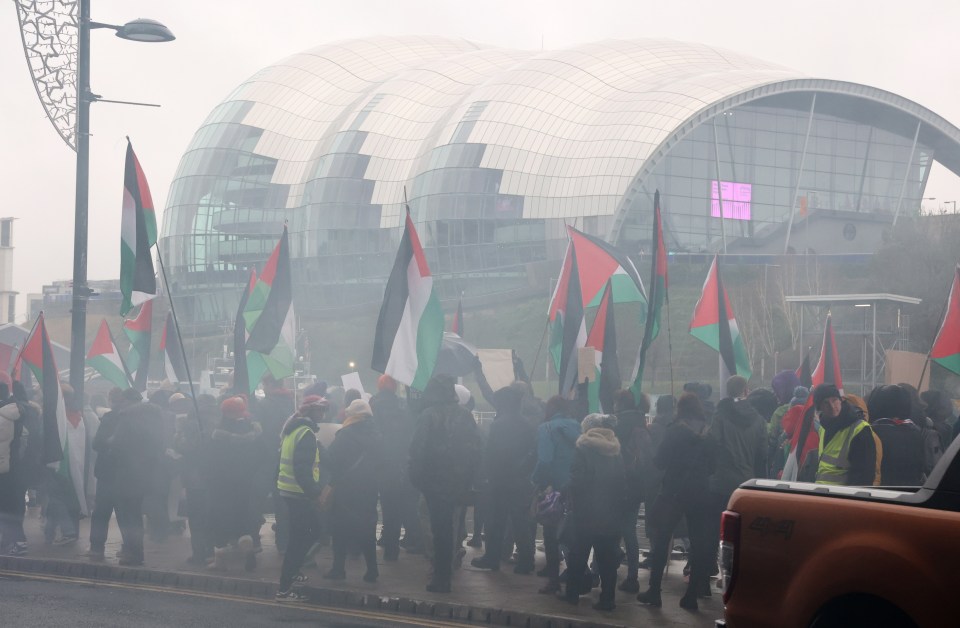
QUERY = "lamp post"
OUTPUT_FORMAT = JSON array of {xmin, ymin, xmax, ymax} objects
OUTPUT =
[{"xmin": 69, "ymin": 0, "xmax": 174, "ymax": 401}]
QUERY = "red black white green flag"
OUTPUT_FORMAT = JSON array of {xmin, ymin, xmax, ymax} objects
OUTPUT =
[
  {"xmin": 232, "ymin": 270, "xmax": 256, "ymax": 395},
  {"xmin": 86, "ymin": 319, "xmax": 132, "ymax": 390},
  {"xmin": 812, "ymin": 312, "xmax": 843, "ymax": 393},
  {"xmin": 123, "ymin": 299, "xmax": 153, "ymax": 392},
  {"xmin": 244, "ymin": 227, "xmax": 296, "ymax": 392},
  {"xmin": 586, "ymin": 279, "xmax": 620, "ymax": 413},
  {"xmin": 19, "ymin": 312, "xmax": 88, "ymax": 515},
  {"xmin": 566, "ymin": 226, "xmax": 646, "ymax": 308},
  {"xmin": 120, "ymin": 139, "xmax": 158, "ymax": 316},
  {"xmin": 450, "ymin": 294, "xmax": 464, "ymax": 337},
  {"xmin": 796, "ymin": 352, "xmax": 813, "ymax": 389},
  {"xmin": 689, "ymin": 255, "xmax": 752, "ymax": 382},
  {"xmin": 555, "ymin": 247, "xmax": 587, "ymax": 398},
  {"xmin": 372, "ymin": 209, "xmax": 444, "ymax": 390},
  {"xmin": 160, "ymin": 312, "xmax": 189, "ymax": 385},
  {"xmin": 630, "ymin": 190, "xmax": 668, "ymax": 399},
  {"xmin": 931, "ymin": 264, "xmax": 960, "ymax": 375}
]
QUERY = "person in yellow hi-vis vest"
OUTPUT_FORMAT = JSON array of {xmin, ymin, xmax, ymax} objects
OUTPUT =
[
  {"xmin": 813, "ymin": 384, "xmax": 876, "ymax": 487},
  {"xmin": 275, "ymin": 395, "xmax": 327, "ymax": 602}
]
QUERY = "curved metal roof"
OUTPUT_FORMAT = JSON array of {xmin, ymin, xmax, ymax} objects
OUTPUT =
[{"xmin": 170, "ymin": 35, "xmax": 960, "ymax": 234}]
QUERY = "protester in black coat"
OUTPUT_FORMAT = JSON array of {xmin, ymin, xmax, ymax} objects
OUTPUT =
[
  {"xmin": 868, "ymin": 385, "xmax": 924, "ymax": 486},
  {"xmin": 100, "ymin": 389, "xmax": 164, "ymax": 566},
  {"xmin": 612, "ymin": 390, "xmax": 653, "ymax": 592},
  {"xmin": 205, "ymin": 397, "xmax": 262, "ymax": 570},
  {"xmin": 371, "ymin": 375, "xmax": 420, "ymax": 559},
  {"xmin": 470, "ymin": 386, "xmax": 536, "ymax": 573},
  {"xmin": 638, "ymin": 393, "xmax": 716, "ymax": 611},
  {"xmin": 324, "ymin": 399, "xmax": 384, "ymax": 583},
  {"xmin": 173, "ymin": 394, "xmax": 219, "ymax": 564},
  {"xmin": 562, "ymin": 413, "xmax": 625, "ymax": 611},
  {"xmin": 408, "ymin": 374, "xmax": 482, "ymax": 593}
]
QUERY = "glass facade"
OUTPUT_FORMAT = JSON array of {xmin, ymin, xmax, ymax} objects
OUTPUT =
[
  {"xmin": 618, "ymin": 92, "xmax": 934, "ymax": 252},
  {"xmin": 159, "ymin": 36, "xmax": 958, "ymax": 326}
]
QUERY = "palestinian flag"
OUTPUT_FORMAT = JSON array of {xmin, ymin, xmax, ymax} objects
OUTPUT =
[
  {"xmin": 586, "ymin": 279, "xmax": 620, "ymax": 413},
  {"xmin": 120, "ymin": 139, "xmax": 158, "ymax": 316},
  {"xmin": 232, "ymin": 270, "xmax": 256, "ymax": 395},
  {"xmin": 372, "ymin": 209, "xmax": 444, "ymax": 390},
  {"xmin": 244, "ymin": 228, "xmax": 296, "ymax": 392},
  {"xmin": 19, "ymin": 313, "xmax": 87, "ymax": 515},
  {"xmin": 796, "ymin": 352, "xmax": 813, "ymax": 388},
  {"xmin": 557, "ymin": 248, "xmax": 587, "ymax": 398},
  {"xmin": 123, "ymin": 299, "xmax": 153, "ymax": 392},
  {"xmin": 450, "ymin": 294, "xmax": 464, "ymax": 337},
  {"xmin": 161, "ymin": 312, "xmax": 189, "ymax": 385},
  {"xmin": 630, "ymin": 190, "xmax": 668, "ymax": 399},
  {"xmin": 567, "ymin": 226, "xmax": 646, "ymax": 307},
  {"xmin": 931, "ymin": 264, "xmax": 960, "ymax": 375},
  {"xmin": 689, "ymin": 255, "xmax": 752, "ymax": 382},
  {"xmin": 812, "ymin": 312, "xmax": 843, "ymax": 393},
  {"xmin": 86, "ymin": 319, "xmax": 132, "ymax": 389}
]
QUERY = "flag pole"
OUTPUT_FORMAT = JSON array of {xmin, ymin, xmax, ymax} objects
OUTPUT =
[
  {"xmin": 106, "ymin": 321, "xmax": 136, "ymax": 389},
  {"xmin": 528, "ymin": 317, "xmax": 550, "ymax": 388},
  {"xmin": 665, "ymin": 291, "xmax": 675, "ymax": 398},
  {"xmin": 154, "ymin": 245, "xmax": 203, "ymax": 432}
]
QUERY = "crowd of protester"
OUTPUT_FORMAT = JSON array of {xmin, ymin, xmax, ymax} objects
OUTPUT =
[{"xmin": 0, "ymin": 365, "xmax": 957, "ymax": 612}]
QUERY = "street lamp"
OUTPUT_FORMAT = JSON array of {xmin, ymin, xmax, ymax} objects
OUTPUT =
[{"xmin": 69, "ymin": 2, "xmax": 174, "ymax": 401}]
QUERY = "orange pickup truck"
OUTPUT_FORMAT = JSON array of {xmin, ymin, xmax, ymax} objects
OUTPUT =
[{"xmin": 717, "ymin": 435, "xmax": 960, "ymax": 628}]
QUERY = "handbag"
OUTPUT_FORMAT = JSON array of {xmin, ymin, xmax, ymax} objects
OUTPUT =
[{"xmin": 535, "ymin": 489, "xmax": 564, "ymax": 526}]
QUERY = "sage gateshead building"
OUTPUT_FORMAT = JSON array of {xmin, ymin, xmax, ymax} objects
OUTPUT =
[{"xmin": 159, "ymin": 36, "xmax": 960, "ymax": 325}]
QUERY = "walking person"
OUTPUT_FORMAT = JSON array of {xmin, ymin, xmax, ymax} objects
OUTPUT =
[
  {"xmin": 324, "ymin": 399, "xmax": 384, "ymax": 583},
  {"xmin": 470, "ymin": 386, "xmax": 537, "ymax": 574},
  {"xmin": 703, "ymin": 376, "xmax": 767, "ymax": 598},
  {"xmin": 561, "ymin": 413, "xmax": 625, "ymax": 611},
  {"xmin": 531, "ymin": 395, "xmax": 581, "ymax": 595},
  {"xmin": 85, "ymin": 388, "xmax": 134, "ymax": 561},
  {"xmin": 637, "ymin": 392, "xmax": 716, "ymax": 611},
  {"xmin": 275, "ymin": 396, "xmax": 327, "ymax": 602},
  {"xmin": 371, "ymin": 374, "xmax": 420, "ymax": 561},
  {"xmin": 205, "ymin": 396, "xmax": 262, "ymax": 571},
  {"xmin": 408, "ymin": 374, "xmax": 482, "ymax": 593},
  {"xmin": 0, "ymin": 382, "xmax": 25, "ymax": 556},
  {"xmin": 612, "ymin": 390, "xmax": 653, "ymax": 593}
]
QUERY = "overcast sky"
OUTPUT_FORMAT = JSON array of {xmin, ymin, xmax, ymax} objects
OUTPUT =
[{"xmin": 2, "ymin": 0, "xmax": 959, "ymax": 323}]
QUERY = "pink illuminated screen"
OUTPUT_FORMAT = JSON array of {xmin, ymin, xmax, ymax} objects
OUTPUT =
[{"xmin": 710, "ymin": 181, "xmax": 752, "ymax": 220}]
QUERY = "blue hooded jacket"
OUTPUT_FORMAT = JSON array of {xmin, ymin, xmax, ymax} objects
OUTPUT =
[{"xmin": 531, "ymin": 413, "xmax": 582, "ymax": 491}]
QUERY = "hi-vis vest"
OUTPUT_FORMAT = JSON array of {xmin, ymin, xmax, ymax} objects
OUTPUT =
[
  {"xmin": 277, "ymin": 425, "xmax": 319, "ymax": 495},
  {"xmin": 816, "ymin": 419, "xmax": 870, "ymax": 485}
]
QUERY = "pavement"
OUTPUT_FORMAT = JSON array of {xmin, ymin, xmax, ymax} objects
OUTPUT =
[{"xmin": 6, "ymin": 507, "xmax": 723, "ymax": 627}]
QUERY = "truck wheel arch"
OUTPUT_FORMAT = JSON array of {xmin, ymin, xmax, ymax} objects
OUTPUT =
[{"xmin": 809, "ymin": 594, "xmax": 917, "ymax": 628}]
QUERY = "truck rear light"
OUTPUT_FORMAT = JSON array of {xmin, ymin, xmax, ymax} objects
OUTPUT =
[{"xmin": 720, "ymin": 510, "xmax": 741, "ymax": 604}]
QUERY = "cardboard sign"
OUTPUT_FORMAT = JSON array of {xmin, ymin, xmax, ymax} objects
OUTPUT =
[
  {"xmin": 341, "ymin": 371, "xmax": 366, "ymax": 397},
  {"xmin": 579, "ymin": 347, "xmax": 597, "ymax": 383},
  {"xmin": 476, "ymin": 349, "xmax": 514, "ymax": 391}
]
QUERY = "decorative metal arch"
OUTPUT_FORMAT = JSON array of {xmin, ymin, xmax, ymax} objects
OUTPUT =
[
  {"xmin": 607, "ymin": 78, "xmax": 960, "ymax": 246},
  {"xmin": 14, "ymin": 0, "xmax": 78, "ymax": 151}
]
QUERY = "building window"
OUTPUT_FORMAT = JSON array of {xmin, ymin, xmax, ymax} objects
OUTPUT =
[
  {"xmin": 7, "ymin": 295, "xmax": 14, "ymax": 323},
  {"xmin": 1, "ymin": 220, "xmax": 11, "ymax": 248}
]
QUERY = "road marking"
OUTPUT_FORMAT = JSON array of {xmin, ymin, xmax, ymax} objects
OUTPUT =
[{"xmin": 0, "ymin": 569, "xmax": 477, "ymax": 628}]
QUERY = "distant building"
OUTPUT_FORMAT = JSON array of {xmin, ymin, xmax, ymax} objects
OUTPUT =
[
  {"xmin": 34, "ymin": 278, "xmax": 122, "ymax": 318},
  {"xmin": 158, "ymin": 36, "xmax": 960, "ymax": 326},
  {"xmin": 0, "ymin": 218, "xmax": 16, "ymax": 324}
]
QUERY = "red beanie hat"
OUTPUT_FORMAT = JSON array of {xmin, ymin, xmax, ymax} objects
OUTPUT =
[{"xmin": 377, "ymin": 374, "xmax": 397, "ymax": 393}]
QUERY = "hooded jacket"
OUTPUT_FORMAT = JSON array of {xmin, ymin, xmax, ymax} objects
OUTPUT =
[
  {"xmin": 531, "ymin": 413, "xmax": 582, "ymax": 491},
  {"xmin": 0, "ymin": 402, "xmax": 22, "ymax": 474},
  {"xmin": 871, "ymin": 418, "xmax": 923, "ymax": 486},
  {"xmin": 708, "ymin": 397, "xmax": 768, "ymax": 496},
  {"xmin": 484, "ymin": 387, "xmax": 536, "ymax": 493},
  {"xmin": 568, "ymin": 428, "xmax": 625, "ymax": 535},
  {"xmin": 819, "ymin": 401, "xmax": 876, "ymax": 486},
  {"xmin": 655, "ymin": 414, "xmax": 716, "ymax": 506},
  {"xmin": 370, "ymin": 389, "xmax": 414, "ymax": 482},
  {"xmin": 408, "ymin": 376, "xmax": 482, "ymax": 502},
  {"xmin": 205, "ymin": 417, "xmax": 263, "ymax": 542}
]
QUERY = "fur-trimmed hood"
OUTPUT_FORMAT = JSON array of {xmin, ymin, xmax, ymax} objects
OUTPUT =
[{"xmin": 576, "ymin": 427, "xmax": 620, "ymax": 457}]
